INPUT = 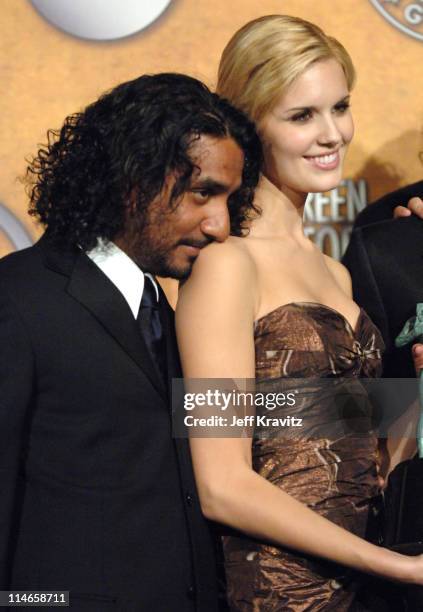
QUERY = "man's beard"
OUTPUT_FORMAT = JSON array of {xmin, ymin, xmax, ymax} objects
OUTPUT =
[
  {"xmin": 122, "ymin": 200, "xmax": 210, "ymax": 279},
  {"xmin": 136, "ymin": 245, "xmax": 194, "ymax": 280},
  {"xmin": 131, "ymin": 228, "xmax": 201, "ymax": 279}
]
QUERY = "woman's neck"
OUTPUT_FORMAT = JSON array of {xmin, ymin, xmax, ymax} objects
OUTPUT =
[{"xmin": 249, "ymin": 173, "xmax": 308, "ymax": 240}]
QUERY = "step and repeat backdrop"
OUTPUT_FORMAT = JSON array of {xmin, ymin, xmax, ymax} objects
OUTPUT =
[{"xmin": 1, "ymin": 0, "xmax": 422, "ymax": 262}]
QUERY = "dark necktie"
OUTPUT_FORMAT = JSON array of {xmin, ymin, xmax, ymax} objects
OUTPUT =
[{"xmin": 137, "ymin": 275, "xmax": 167, "ymax": 386}]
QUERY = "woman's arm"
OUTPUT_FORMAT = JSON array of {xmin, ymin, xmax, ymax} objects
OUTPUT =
[{"xmin": 176, "ymin": 241, "xmax": 423, "ymax": 585}]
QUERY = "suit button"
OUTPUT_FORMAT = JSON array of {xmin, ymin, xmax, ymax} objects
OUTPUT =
[
  {"xmin": 186, "ymin": 492, "xmax": 193, "ymax": 506},
  {"xmin": 187, "ymin": 585, "xmax": 196, "ymax": 600}
]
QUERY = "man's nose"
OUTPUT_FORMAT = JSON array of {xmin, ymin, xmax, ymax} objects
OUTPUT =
[{"xmin": 200, "ymin": 202, "xmax": 231, "ymax": 243}]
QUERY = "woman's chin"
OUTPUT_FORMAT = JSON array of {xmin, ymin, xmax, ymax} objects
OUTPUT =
[{"xmin": 305, "ymin": 172, "xmax": 344, "ymax": 194}]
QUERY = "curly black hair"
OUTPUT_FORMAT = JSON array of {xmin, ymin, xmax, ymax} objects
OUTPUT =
[{"xmin": 25, "ymin": 73, "xmax": 262, "ymax": 250}]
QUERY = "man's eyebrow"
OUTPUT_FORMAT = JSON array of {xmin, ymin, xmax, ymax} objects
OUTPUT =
[{"xmin": 190, "ymin": 177, "xmax": 231, "ymax": 193}]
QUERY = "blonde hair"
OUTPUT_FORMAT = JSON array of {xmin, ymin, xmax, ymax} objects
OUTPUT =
[{"xmin": 217, "ymin": 15, "xmax": 356, "ymax": 123}]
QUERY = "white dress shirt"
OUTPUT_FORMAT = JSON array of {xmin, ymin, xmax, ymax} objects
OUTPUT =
[{"xmin": 86, "ymin": 240, "xmax": 159, "ymax": 318}]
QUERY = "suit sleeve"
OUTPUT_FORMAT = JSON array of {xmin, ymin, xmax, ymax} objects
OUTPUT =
[
  {"xmin": 352, "ymin": 199, "xmax": 393, "ymax": 228},
  {"xmin": 342, "ymin": 228, "xmax": 390, "ymax": 348},
  {"xmin": 0, "ymin": 289, "xmax": 35, "ymax": 587}
]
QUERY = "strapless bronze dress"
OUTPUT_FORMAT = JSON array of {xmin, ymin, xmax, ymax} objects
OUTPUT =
[{"xmin": 223, "ymin": 302, "xmax": 384, "ymax": 611}]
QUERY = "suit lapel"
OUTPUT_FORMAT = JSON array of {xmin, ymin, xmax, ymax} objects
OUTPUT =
[{"xmin": 42, "ymin": 238, "xmax": 167, "ymax": 400}]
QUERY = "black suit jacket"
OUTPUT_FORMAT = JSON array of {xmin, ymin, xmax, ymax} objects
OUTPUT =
[
  {"xmin": 0, "ymin": 236, "xmax": 218, "ymax": 611},
  {"xmin": 354, "ymin": 180, "xmax": 423, "ymax": 228},
  {"xmin": 343, "ymin": 215, "xmax": 423, "ymax": 378}
]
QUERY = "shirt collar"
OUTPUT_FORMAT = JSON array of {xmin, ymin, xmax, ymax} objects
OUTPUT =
[{"xmin": 85, "ymin": 239, "xmax": 159, "ymax": 318}]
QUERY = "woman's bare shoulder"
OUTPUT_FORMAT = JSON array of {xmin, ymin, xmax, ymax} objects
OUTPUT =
[
  {"xmin": 177, "ymin": 237, "xmax": 258, "ymax": 317},
  {"xmin": 188, "ymin": 237, "xmax": 257, "ymax": 281}
]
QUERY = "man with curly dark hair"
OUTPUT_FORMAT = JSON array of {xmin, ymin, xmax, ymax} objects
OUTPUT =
[{"xmin": 0, "ymin": 73, "xmax": 261, "ymax": 611}]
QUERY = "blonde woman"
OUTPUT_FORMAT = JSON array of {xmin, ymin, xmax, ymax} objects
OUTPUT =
[{"xmin": 176, "ymin": 15, "xmax": 423, "ymax": 610}]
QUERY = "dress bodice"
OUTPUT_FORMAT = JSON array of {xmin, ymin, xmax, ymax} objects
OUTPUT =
[{"xmin": 254, "ymin": 301, "xmax": 384, "ymax": 380}]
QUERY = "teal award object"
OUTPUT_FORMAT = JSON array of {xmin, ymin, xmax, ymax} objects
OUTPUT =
[{"xmin": 395, "ymin": 303, "xmax": 423, "ymax": 458}]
